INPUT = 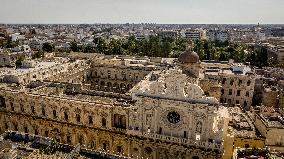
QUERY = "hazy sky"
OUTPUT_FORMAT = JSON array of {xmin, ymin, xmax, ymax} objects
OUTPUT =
[{"xmin": 0, "ymin": 0, "xmax": 284, "ymax": 24}]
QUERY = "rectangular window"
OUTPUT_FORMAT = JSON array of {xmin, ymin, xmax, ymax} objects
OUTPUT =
[
  {"xmin": 67, "ymin": 136, "xmax": 71, "ymax": 143},
  {"xmin": 228, "ymin": 99, "xmax": 232, "ymax": 104},
  {"xmin": 238, "ymin": 80, "xmax": 242, "ymax": 86},
  {"xmin": 24, "ymin": 127, "xmax": 28, "ymax": 133},
  {"xmin": 229, "ymin": 89, "xmax": 232, "ymax": 95},
  {"xmin": 42, "ymin": 108, "xmax": 45, "ymax": 116},
  {"xmin": 158, "ymin": 127, "xmax": 162, "ymax": 134},
  {"xmin": 237, "ymin": 90, "xmax": 241, "ymax": 96},
  {"xmin": 45, "ymin": 131, "xmax": 49, "ymax": 137},
  {"xmin": 246, "ymin": 92, "xmax": 250, "ymax": 97},
  {"xmin": 222, "ymin": 78, "xmax": 226, "ymax": 84},
  {"xmin": 102, "ymin": 118, "xmax": 106, "ymax": 127},
  {"xmin": 184, "ymin": 131, "xmax": 187, "ymax": 138}
]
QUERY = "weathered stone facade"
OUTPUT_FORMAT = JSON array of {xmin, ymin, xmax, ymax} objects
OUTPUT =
[
  {"xmin": 0, "ymin": 54, "xmax": 233, "ymax": 159},
  {"xmin": 204, "ymin": 65, "xmax": 255, "ymax": 110},
  {"xmin": 255, "ymin": 113, "xmax": 284, "ymax": 152},
  {"xmin": 0, "ymin": 82, "xmax": 223, "ymax": 159}
]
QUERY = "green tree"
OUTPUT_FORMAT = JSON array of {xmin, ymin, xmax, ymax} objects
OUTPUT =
[
  {"xmin": 82, "ymin": 45, "xmax": 95, "ymax": 53},
  {"xmin": 42, "ymin": 42, "xmax": 54, "ymax": 52},
  {"xmin": 219, "ymin": 51, "xmax": 228, "ymax": 61},
  {"xmin": 94, "ymin": 37, "xmax": 107, "ymax": 54},
  {"xmin": 108, "ymin": 39, "xmax": 124, "ymax": 55},
  {"xmin": 70, "ymin": 41, "xmax": 78, "ymax": 52},
  {"xmin": 15, "ymin": 55, "xmax": 25, "ymax": 68},
  {"xmin": 161, "ymin": 40, "xmax": 172, "ymax": 57},
  {"xmin": 125, "ymin": 36, "xmax": 139, "ymax": 55},
  {"xmin": 32, "ymin": 51, "xmax": 44, "ymax": 59},
  {"xmin": 148, "ymin": 36, "xmax": 162, "ymax": 57},
  {"xmin": 5, "ymin": 38, "xmax": 18, "ymax": 48}
]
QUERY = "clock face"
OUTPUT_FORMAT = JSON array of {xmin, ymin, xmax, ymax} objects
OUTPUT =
[{"xmin": 167, "ymin": 111, "xmax": 180, "ymax": 124}]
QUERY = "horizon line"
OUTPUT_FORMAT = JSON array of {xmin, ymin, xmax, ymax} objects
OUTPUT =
[{"xmin": 1, "ymin": 23, "xmax": 284, "ymax": 25}]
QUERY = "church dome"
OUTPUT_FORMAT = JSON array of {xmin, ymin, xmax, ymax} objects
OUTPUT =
[{"xmin": 178, "ymin": 50, "xmax": 199, "ymax": 63}]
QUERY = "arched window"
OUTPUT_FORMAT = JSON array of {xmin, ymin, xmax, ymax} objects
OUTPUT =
[
  {"xmin": 192, "ymin": 156, "xmax": 199, "ymax": 159},
  {"xmin": 78, "ymin": 135, "xmax": 84, "ymax": 145},
  {"xmin": 31, "ymin": 106, "xmax": 35, "ymax": 114},
  {"xmin": 230, "ymin": 79, "xmax": 234, "ymax": 85},
  {"xmin": 0, "ymin": 96, "xmax": 6, "ymax": 108},
  {"xmin": 10, "ymin": 102, "xmax": 14, "ymax": 111},
  {"xmin": 53, "ymin": 110, "xmax": 57, "ymax": 118},
  {"xmin": 64, "ymin": 112, "xmax": 69, "ymax": 121},
  {"xmin": 145, "ymin": 147, "xmax": 152, "ymax": 154},
  {"xmin": 107, "ymin": 82, "xmax": 112, "ymax": 88},
  {"xmin": 103, "ymin": 143, "xmax": 107, "ymax": 150},
  {"xmin": 42, "ymin": 107, "xmax": 45, "ymax": 116},
  {"xmin": 247, "ymin": 80, "xmax": 251, "ymax": 86},
  {"xmin": 90, "ymin": 140, "xmax": 96, "ymax": 148},
  {"xmin": 113, "ymin": 83, "xmax": 119, "ymax": 89},
  {"xmin": 88, "ymin": 116, "xmax": 93, "ymax": 125},
  {"xmin": 76, "ymin": 114, "xmax": 81, "ymax": 123},
  {"xmin": 204, "ymin": 91, "xmax": 209, "ymax": 96},
  {"xmin": 67, "ymin": 136, "xmax": 72, "ymax": 144},
  {"xmin": 120, "ymin": 83, "xmax": 126, "ymax": 89},
  {"xmin": 117, "ymin": 146, "xmax": 122, "ymax": 153},
  {"xmin": 14, "ymin": 123, "xmax": 18, "ymax": 131},
  {"xmin": 20, "ymin": 104, "xmax": 25, "ymax": 112}
]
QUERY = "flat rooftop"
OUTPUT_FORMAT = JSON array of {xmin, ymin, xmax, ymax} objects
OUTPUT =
[
  {"xmin": 4, "ymin": 61, "xmax": 59, "ymax": 76},
  {"xmin": 260, "ymin": 114, "xmax": 284, "ymax": 128},
  {"xmin": 204, "ymin": 65, "xmax": 252, "ymax": 76}
]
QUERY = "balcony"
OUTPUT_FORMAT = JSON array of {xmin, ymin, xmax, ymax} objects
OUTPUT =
[{"xmin": 128, "ymin": 131, "xmax": 223, "ymax": 151}]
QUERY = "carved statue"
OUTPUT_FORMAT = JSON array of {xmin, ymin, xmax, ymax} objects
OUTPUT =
[{"xmin": 196, "ymin": 121, "xmax": 202, "ymax": 134}]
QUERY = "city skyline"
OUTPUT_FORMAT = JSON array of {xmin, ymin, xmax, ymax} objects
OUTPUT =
[{"xmin": 0, "ymin": 0, "xmax": 284, "ymax": 24}]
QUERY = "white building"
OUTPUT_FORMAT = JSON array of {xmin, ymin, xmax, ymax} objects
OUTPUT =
[
  {"xmin": 159, "ymin": 30, "xmax": 178, "ymax": 39},
  {"xmin": 207, "ymin": 30, "xmax": 229, "ymax": 42},
  {"xmin": 184, "ymin": 30, "xmax": 203, "ymax": 41}
]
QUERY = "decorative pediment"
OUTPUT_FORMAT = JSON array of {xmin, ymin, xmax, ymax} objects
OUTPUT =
[{"xmin": 132, "ymin": 69, "xmax": 218, "ymax": 104}]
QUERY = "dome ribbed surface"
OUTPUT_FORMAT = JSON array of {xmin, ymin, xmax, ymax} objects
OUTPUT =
[{"xmin": 178, "ymin": 51, "xmax": 199, "ymax": 63}]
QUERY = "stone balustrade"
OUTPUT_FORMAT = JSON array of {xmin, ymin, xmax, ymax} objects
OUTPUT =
[{"xmin": 127, "ymin": 131, "xmax": 223, "ymax": 151}]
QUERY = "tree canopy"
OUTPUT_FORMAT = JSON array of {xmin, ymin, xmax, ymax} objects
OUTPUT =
[{"xmin": 42, "ymin": 42, "xmax": 54, "ymax": 53}]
